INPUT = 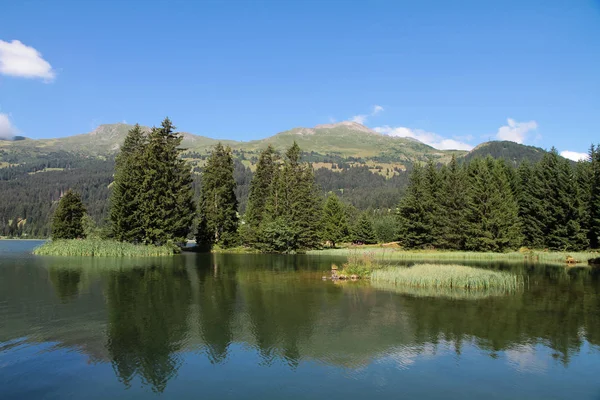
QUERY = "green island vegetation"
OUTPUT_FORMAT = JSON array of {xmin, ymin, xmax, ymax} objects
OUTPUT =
[
  {"xmin": 33, "ymin": 239, "xmax": 176, "ymax": 257},
  {"xmin": 312, "ymin": 247, "xmax": 599, "ymax": 265},
  {"xmin": 371, "ymin": 264, "xmax": 523, "ymax": 292},
  {"xmin": 20, "ymin": 119, "xmax": 600, "ymax": 262}
]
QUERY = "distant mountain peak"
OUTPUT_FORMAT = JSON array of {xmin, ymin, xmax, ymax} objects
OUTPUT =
[{"xmin": 313, "ymin": 121, "xmax": 377, "ymax": 134}]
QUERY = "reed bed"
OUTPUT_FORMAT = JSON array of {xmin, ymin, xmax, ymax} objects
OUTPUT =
[
  {"xmin": 310, "ymin": 248, "xmax": 598, "ymax": 264},
  {"xmin": 370, "ymin": 280, "xmax": 512, "ymax": 300},
  {"xmin": 33, "ymin": 239, "xmax": 176, "ymax": 257},
  {"xmin": 371, "ymin": 264, "xmax": 523, "ymax": 292}
]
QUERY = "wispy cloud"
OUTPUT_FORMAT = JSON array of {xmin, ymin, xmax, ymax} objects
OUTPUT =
[
  {"xmin": 0, "ymin": 40, "xmax": 55, "ymax": 82},
  {"xmin": 0, "ymin": 113, "xmax": 16, "ymax": 139},
  {"xmin": 560, "ymin": 150, "xmax": 588, "ymax": 162},
  {"xmin": 350, "ymin": 105, "xmax": 384, "ymax": 124},
  {"xmin": 495, "ymin": 118, "xmax": 538, "ymax": 144},
  {"xmin": 374, "ymin": 125, "xmax": 473, "ymax": 151}
]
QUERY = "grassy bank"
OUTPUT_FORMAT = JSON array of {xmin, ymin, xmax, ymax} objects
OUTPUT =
[
  {"xmin": 33, "ymin": 239, "xmax": 176, "ymax": 257},
  {"xmin": 310, "ymin": 247, "xmax": 599, "ymax": 264},
  {"xmin": 371, "ymin": 264, "xmax": 523, "ymax": 292}
]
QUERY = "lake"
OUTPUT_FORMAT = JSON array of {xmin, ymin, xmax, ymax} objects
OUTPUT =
[{"xmin": 1, "ymin": 240, "xmax": 599, "ymax": 399}]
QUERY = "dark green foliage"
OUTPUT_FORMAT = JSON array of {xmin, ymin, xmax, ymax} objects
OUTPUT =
[
  {"xmin": 372, "ymin": 213, "xmax": 397, "ymax": 243},
  {"xmin": 0, "ymin": 157, "xmax": 113, "ymax": 238},
  {"xmin": 352, "ymin": 212, "xmax": 377, "ymax": 244},
  {"xmin": 397, "ymin": 164, "xmax": 434, "ymax": 248},
  {"xmin": 51, "ymin": 190, "xmax": 86, "ymax": 239},
  {"xmin": 108, "ymin": 119, "xmax": 195, "ymax": 246},
  {"xmin": 464, "ymin": 141, "xmax": 547, "ymax": 165},
  {"xmin": 196, "ymin": 143, "xmax": 239, "ymax": 249},
  {"xmin": 321, "ymin": 193, "xmax": 349, "ymax": 247},
  {"xmin": 516, "ymin": 161, "xmax": 545, "ymax": 248},
  {"xmin": 138, "ymin": 119, "xmax": 195, "ymax": 245},
  {"xmin": 537, "ymin": 149, "xmax": 588, "ymax": 250},
  {"xmin": 110, "ymin": 124, "xmax": 146, "ymax": 242},
  {"xmin": 254, "ymin": 142, "xmax": 322, "ymax": 252},
  {"xmin": 589, "ymin": 145, "xmax": 600, "ymax": 248},
  {"xmin": 437, "ymin": 156, "xmax": 468, "ymax": 249},
  {"xmin": 242, "ymin": 145, "xmax": 277, "ymax": 245},
  {"xmin": 464, "ymin": 158, "xmax": 522, "ymax": 251}
]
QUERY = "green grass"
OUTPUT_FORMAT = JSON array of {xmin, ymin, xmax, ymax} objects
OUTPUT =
[
  {"xmin": 371, "ymin": 264, "xmax": 523, "ymax": 292},
  {"xmin": 33, "ymin": 239, "xmax": 176, "ymax": 257},
  {"xmin": 309, "ymin": 247, "xmax": 599, "ymax": 265},
  {"xmin": 370, "ymin": 280, "xmax": 512, "ymax": 300}
]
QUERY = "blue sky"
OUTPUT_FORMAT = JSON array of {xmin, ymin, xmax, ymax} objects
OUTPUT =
[{"xmin": 1, "ymin": 0, "xmax": 599, "ymax": 159}]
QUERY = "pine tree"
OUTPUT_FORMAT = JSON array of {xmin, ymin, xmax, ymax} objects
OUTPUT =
[
  {"xmin": 589, "ymin": 145, "xmax": 600, "ymax": 248},
  {"xmin": 423, "ymin": 159, "xmax": 443, "ymax": 246},
  {"xmin": 464, "ymin": 158, "xmax": 522, "ymax": 251},
  {"xmin": 516, "ymin": 160, "xmax": 545, "ymax": 248},
  {"xmin": 138, "ymin": 118, "xmax": 195, "ymax": 245},
  {"xmin": 352, "ymin": 212, "xmax": 376, "ymax": 244},
  {"xmin": 52, "ymin": 190, "xmax": 86, "ymax": 239},
  {"xmin": 110, "ymin": 124, "xmax": 146, "ymax": 242},
  {"xmin": 397, "ymin": 164, "xmax": 433, "ymax": 248},
  {"xmin": 437, "ymin": 156, "xmax": 468, "ymax": 250},
  {"xmin": 242, "ymin": 145, "xmax": 277, "ymax": 246},
  {"xmin": 321, "ymin": 193, "xmax": 349, "ymax": 247},
  {"xmin": 538, "ymin": 149, "xmax": 588, "ymax": 250},
  {"xmin": 259, "ymin": 142, "xmax": 321, "ymax": 252},
  {"xmin": 196, "ymin": 143, "xmax": 239, "ymax": 249}
]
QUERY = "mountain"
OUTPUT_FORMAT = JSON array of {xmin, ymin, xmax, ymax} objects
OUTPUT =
[
  {"xmin": 0, "ymin": 121, "xmax": 463, "ymax": 168},
  {"xmin": 464, "ymin": 141, "xmax": 547, "ymax": 165},
  {"xmin": 0, "ymin": 121, "xmax": 555, "ymax": 238}
]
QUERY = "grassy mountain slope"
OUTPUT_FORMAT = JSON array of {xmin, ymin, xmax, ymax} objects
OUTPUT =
[{"xmin": 0, "ymin": 121, "xmax": 463, "ymax": 166}]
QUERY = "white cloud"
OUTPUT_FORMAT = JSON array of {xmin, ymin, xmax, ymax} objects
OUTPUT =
[
  {"xmin": 495, "ymin": 118, "xmax": 538, "ymax": 144},
  {"xmin": 350, "ymin": 114, "xmax": 367, "ymax": 124},
  {"xmin": 0, "ymin": 40, "xmax": 55, "ymax": 81},
  {"xmin": 374, "ymin": 125, "xmax": 474, "ymax": 151},
  {"xmin": 560, "ymin": 150, "xmax": 588, "ymax": 162},
  {"xmin": 350, "ymin": 105, "xmax": 384, "ymax": 125},
  {"xmin": 0, "ymin": 113, "xmax": 16, "ymax": 139}
]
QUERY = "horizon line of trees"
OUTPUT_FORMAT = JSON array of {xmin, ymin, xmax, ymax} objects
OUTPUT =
[
  {"xmin": 46, "ymin": 120, "xmax": 600, "ymax": 252},
  {"xmin": 397, "ymin": 147, "xmax": 600, "ymax": 251}
]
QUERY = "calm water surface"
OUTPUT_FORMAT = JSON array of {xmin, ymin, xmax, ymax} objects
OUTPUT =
[{"xmin": 1, "ymin": 240, "xmax": 599, "ymax": 399}]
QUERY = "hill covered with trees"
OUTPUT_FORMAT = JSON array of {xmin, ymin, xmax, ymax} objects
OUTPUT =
[{"xmin": 0, "ymin": 120, "xmax": 569, "ymax": 239}]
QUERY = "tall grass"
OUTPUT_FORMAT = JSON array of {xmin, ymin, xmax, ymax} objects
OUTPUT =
[
  {"xmin": 370, "ymin": 280, "xmax": 511, "ymax": 300},
  {"xmin": 33, "ymin": 239, "xmax": 176, "ymax": 257},
  {"xmin": 371, "ymin": 264, "xmax": 523, "ymax": 292},
  {"xmin": 339, "ymin": 251, "xmax": 381, "ymax": 277},
  {"xmin": 310, "ymin": 247, "xmax": 599, "ymax": 264}
]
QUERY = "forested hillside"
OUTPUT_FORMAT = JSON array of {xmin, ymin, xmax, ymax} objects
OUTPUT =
[{"xmin": 0, "ymin": 121, "xmax": 558, "ymax": 238}]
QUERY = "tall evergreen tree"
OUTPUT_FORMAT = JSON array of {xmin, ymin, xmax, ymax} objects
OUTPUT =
[
  {"xmin": 352, "ymin": 212, "xmax": 377, "ymax": 244},
  {"xmin": 516, "ymin": 160, "xmax": 545, "ymax": 248},
  {"xmin": 110, "ymin": 124, "xmax": 146, "ymax": 242},
  {"xmin": 589, "ymin": 145, "xmax": 600, "ymax": 248},
  {"xmin": 423, "ymin": 159, "xmax": 443, "ymax": 246},
  {"xmin": 242, "ymin": 145, "xmax": 277, "ymax": 245},
  {"xmin": 437, "ymin": 156, "xmax": 468, "ymax": 250},
  {"xmin": 196, "ymin": 143, "xmax": 239, "ymax": 249},
  {"xmin": 52, "ymin": 190, "xmax": 86, "ymax": 240},
  {"xmin": 537, "ymin": 149, "xmax": 588, "ymax": 250},
  {"xmin": 464, "ymin": 158, "xmax": 522, "ymax": 251},
  {"xmin": 397, "ymin": 164, "xmax": 433, "ymax": 248},
  {"xmin": 260, "ymin": 142, "xmax": 322, "ymax": 252},
  {"xmin": 321, "ymin": 193, "xmax": 349, "ymax": 247},
  {"xmin": 137, "ymin": 118, "xmax": 195, "ymax": 245}
]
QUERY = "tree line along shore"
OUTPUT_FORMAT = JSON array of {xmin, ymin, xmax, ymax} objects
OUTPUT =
[{"xmin": 33, "ymin": 118, "xmax": 600, "ymax": 258}]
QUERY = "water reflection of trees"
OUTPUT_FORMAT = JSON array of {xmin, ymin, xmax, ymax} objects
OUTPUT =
[
  {"xmin": 43, "ymin": 255, "xmax": 600, "ymax": 391},
  {"xmin": 49, "ymin": 267, "xmax": 82, "ymax": 302},
  {"xmin": 104, "ymin": 261, "xmax": 192, "ymax": 393}
]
